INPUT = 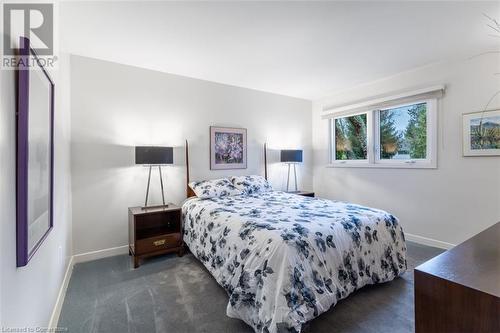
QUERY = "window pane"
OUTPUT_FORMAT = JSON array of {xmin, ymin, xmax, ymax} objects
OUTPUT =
[
  {"xmin": 335, "ymin": 114, "xmax": 367, "ymax": 160},
  {"xmin": 379, "ymin": 102, "xmax": 427, "ymax": 160}
]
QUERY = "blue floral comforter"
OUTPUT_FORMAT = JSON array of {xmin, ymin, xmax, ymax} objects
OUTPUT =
[{"xmin": 182, "ymin": 191, "xmax": 407, "ymax": 333}]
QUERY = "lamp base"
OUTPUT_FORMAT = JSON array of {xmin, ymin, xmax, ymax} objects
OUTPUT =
[
  {"xmin": 143, "ymin": 165, "xmax": 168, "ymax": 210},
  {"xmin": 141, "ymin": 204, "xmax": 169, "ymax": 210},
  {"xmin": 285, "ymin": 163, "xmax": 299, "ymax": 192}
]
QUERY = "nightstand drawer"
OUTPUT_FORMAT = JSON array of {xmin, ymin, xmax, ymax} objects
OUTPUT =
[{"xmin": 136, "ymin": 233, "xmax": 180, "ymax": 255}]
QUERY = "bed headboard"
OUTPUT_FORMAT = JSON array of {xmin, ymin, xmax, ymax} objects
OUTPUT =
[{"xmin": 185, "ymin": 140, "xmax": 268, "ymax": 199}]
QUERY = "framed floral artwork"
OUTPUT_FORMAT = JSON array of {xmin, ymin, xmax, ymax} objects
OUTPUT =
[
  {"xmin": 463, "ymin": 109, "xmax": 500, "ymax": 156},
  {"xmin": 210, "ymin": 126, "xmax": 247, "ymax": 170}
]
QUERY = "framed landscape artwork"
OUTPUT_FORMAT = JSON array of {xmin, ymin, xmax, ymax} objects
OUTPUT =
[
  {"xmin": 210, "ymin": 126, "xmax": 247, "ymax": 170},
  {"xmin": 462, "ymin": 109, "xmax": 500, "ymax": 156}
]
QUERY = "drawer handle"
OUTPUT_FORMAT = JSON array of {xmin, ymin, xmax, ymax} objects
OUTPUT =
[{"xmin": 153, "ymin": 239, "xmax": 166, "ymax": 246}]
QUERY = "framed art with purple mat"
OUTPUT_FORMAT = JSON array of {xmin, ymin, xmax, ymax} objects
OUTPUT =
[
  {"xmin": 210, "ymin": 126, "xmax": 247, "ymax": 170},
  {"xmin": 16, "ymin": 37, "xmax": 55, "ymax": 267}
]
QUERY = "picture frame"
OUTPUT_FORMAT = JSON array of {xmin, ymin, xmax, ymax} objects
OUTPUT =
[
  {"xmin": 462, "ymin": 109, "xmax": 500, "ymax": 156},
  {"xmin": 210, "ymin": 126, "xmax": 247, "ymax": 170},
  {"xmin": 17, "ymin": 37, "xmax": 55, "ymax": 267}
]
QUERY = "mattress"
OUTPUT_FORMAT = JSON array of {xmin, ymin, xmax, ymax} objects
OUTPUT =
[{"xmin": 182, "ymin": 191, "xmax": 407, "ymax": 333}]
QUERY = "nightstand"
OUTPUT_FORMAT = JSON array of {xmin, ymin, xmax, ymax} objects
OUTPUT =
[
  {"xmin": 293, "ymin": 191, "xmax": 315, "ymax": 197},
  {"xmin": 128, "ymin": 204, "xmax": 184, "ymax": 268}
]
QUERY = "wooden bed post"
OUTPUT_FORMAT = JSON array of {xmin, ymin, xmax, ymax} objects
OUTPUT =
[
  {"xmin": 264, "ymin": 142, "xmax": 268, "ymax": 181},
  {"xmin": 185, "ymin": 140, "xmax": 191, "ymax": 198}
]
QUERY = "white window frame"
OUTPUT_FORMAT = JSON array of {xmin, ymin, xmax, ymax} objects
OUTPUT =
[
  {"xmin": 330, "ymin": 110, "xmax": 372, "ymax": 166},
  {"xmin": 328, "ymin": 98, "xmax": 438, "ymax": 169}
]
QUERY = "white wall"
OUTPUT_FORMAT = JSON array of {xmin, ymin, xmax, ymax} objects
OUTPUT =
[
  {"xmin": 0, "ymin": 38, "xmax": 72, "ymax": 328},
  {"xmin": 70, "ymin": 55, "xmax": 312, "ymax": 255},
  {"xmin": 312, "ymin": 55, "xmax": 500, "ymax": 246}
]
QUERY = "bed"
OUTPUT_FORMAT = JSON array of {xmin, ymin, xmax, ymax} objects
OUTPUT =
[{"xmin": 182, "ymin": 142, "xmax": 407, "ymax": 333}]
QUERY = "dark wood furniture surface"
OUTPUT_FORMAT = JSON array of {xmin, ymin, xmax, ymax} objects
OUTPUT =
[
  {"xmin": 414, "ymin": 221, "xmax": 500, "ymax": 333},
  {"xmin": 294, "ymin": 191, "xmax": 315, "ymax": 197},
  {"xmin": 129, "ymin": 204, "xmax": 184, "ymax": 268}
]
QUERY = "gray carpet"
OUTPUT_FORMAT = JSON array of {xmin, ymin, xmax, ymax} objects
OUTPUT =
[{"xmin": 58, "ymin": 241, "xmax": 443, "ymax": 333}]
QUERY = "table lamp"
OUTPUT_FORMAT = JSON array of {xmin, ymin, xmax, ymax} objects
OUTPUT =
[
  {"xmin": 280, "ymin": 149, "xmax": 303, "ymax": 192},
  {"xmin": 135, "ymin": 146, "xmax": 173, "ymax": 209}
]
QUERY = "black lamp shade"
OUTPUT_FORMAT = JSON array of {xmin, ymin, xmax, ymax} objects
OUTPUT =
[
  {"xmin": 135, "ymin": 146, "xmax": 173, "ymax": 165},
  {"xmin": 280, "ymin": 149, "xmax": 303, "ymax": 163}
]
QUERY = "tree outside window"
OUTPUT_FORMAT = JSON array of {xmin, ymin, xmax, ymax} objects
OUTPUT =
[
  {"xmin": 380, "ymin": 103, "xmax": 427, "ymax": 160},
  {"xmin": 335, "ymin": 114, "xmax": 367, "ymax": 160}
]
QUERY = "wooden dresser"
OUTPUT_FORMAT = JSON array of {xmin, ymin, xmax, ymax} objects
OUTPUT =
[
  {"xmin": 128, "ymin": 205, "xmax": 184, "ymax": 268},
  {"xmin": 414, "ymin": 221, "xmax": 500, "ymax": 333}
]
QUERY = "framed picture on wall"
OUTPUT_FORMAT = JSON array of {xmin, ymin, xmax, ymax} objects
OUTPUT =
[
  {"xmin": 462, "ymin": 109, "xmax": 500, "ymax": 156},
  {"xmin": 17, "ymin": 37, "xmax": 55, "ymax": 267},
  {"xmin": 210, "ymin": 126, "xmax": 247, "ymax": 170}
]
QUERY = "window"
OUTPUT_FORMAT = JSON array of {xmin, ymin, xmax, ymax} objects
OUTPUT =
[
  {"xmin": 329, "ymin": 99, "xmax": 437, "ymax": 168},
  {"xmin": 334, "ymin": 113, "xmax": 368, "ymax": 161}
]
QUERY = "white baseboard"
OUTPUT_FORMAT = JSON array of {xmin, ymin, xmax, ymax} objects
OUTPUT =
[
  {"xmin": 405, "ymin": 232, "xmax": 455, "ymax": 250},
  {"xmin": 48, "ymin": 245, "xmax": 128, "ymax": 327},
  {"xmin": 73, "ymin": 245, "xmax": 129, "ymax": 264},
  {"xmin": 48, "ymin": 256, "xmax": 74, "ymax": 329}
]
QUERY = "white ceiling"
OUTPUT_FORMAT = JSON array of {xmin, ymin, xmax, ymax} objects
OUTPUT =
[{"xmin": 60, "ymin": 1, "xmax": 500, "ymax": 100}]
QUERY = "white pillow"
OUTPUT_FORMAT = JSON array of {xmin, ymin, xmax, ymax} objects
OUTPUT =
[
  {"xmin": 230, "ymin": 175, "xmax": 273, "ymax": 195},
  {"xmin": 189, "ymin": 178, "xmax": 242, "ymax": 199}
]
